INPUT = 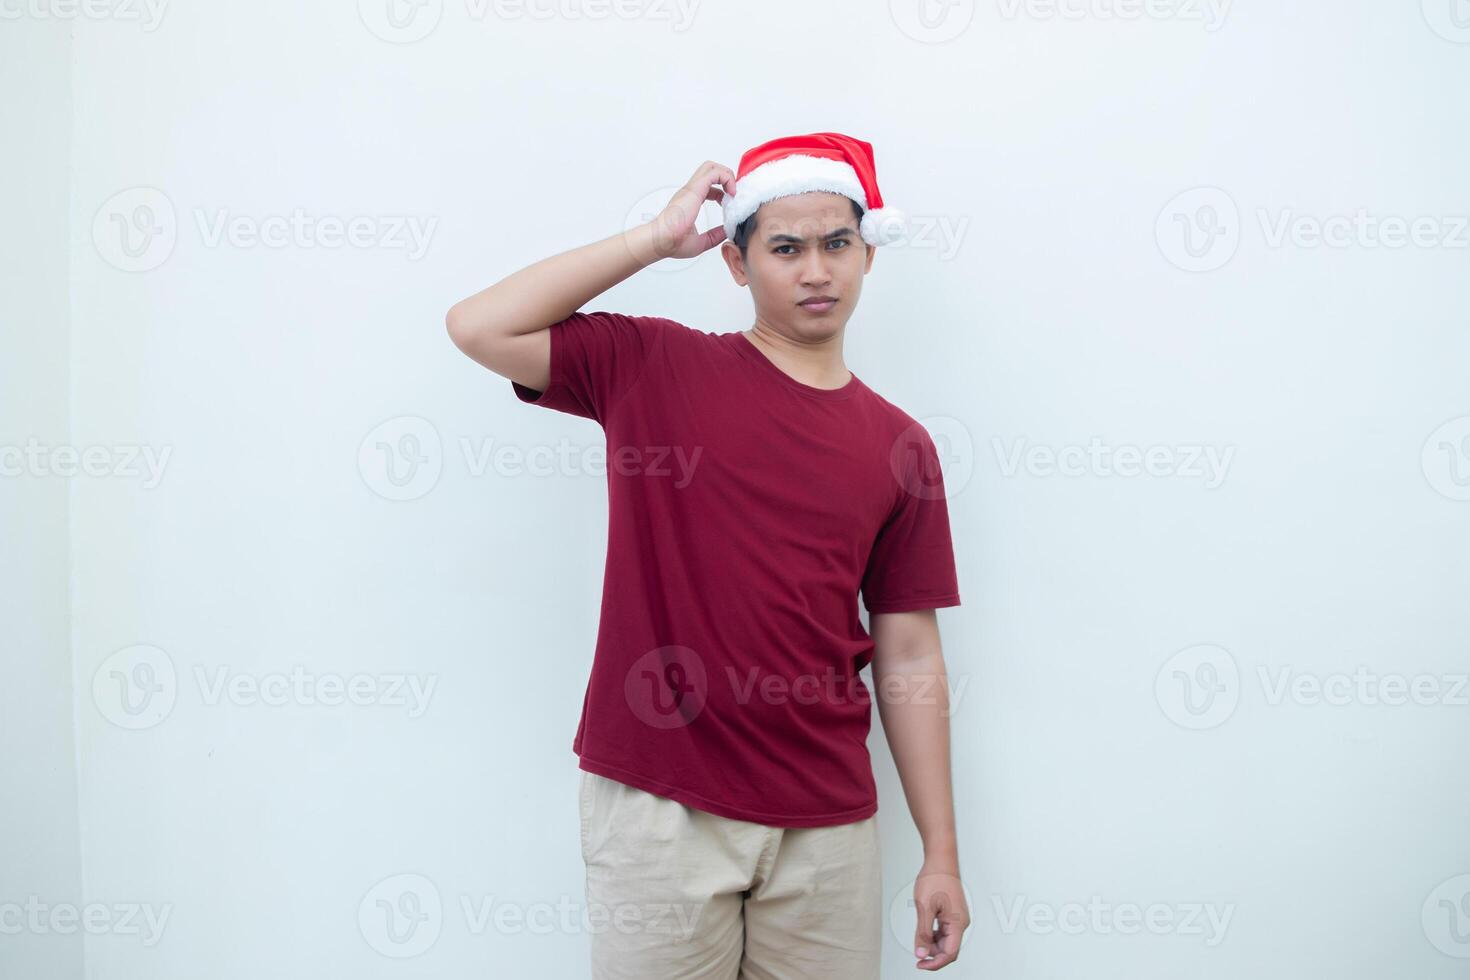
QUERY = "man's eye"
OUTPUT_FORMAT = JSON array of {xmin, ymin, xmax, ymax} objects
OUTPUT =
[
  {"xmin": 828, "ymin": 239, "xmax": 848, "ymax": 249},
  {"xmin": 774, "ymin": 245, "xmax": 795, "ymax": 255}
]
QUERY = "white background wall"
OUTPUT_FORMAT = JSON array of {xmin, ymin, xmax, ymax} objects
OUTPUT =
[
  {"xmin": 5, "ymin": 1, "xmax": 1469, "ymax": 977},
  {"xmin": 2, "ymin": 12, "xmax": 85, "ymax": 980}
]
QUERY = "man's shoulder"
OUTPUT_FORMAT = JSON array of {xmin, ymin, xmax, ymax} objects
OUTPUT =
[{"xmin": 854, "ymin": 379, "xmax": 927, "ymax": 438}]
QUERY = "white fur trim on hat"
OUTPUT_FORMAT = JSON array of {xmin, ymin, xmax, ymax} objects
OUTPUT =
[
  {"xmin": 723, "ymin": 154, "xmax": 903, "ymax": 246},
  {"xmin": 860, "ymin": 206, "xmax": 907, "ymax": 246}
]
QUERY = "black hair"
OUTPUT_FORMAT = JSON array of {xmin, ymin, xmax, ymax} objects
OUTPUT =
[{"xmin": 731, "ymin": 197, "xmax": 866, "ymax": 257}]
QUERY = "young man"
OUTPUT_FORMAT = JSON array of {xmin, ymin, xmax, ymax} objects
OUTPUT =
[{"xmin": 447, "ymin": 132, "xmax": 970, "ymax": 977}]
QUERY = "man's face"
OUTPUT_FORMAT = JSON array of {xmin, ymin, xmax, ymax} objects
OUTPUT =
[{"xmin": 721, "ymin": 192, "xmax": 876, "ymax": 341}]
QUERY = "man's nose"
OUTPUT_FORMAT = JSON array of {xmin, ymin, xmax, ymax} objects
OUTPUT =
[{"xmin": 801, "ymin": 252, "xmax": 832, "ymax": 284}]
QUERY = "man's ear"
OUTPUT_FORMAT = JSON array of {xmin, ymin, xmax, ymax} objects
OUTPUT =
[
  {"xmin": 720, "ymin": 240, "xmax": 750, "ymax": 286},
  {"xmin": 864, "ymin": 243, "xmax": 876, "ymax": 274}
]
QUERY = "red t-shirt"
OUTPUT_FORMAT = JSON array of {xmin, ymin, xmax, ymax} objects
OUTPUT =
[{"xmin": 511, "ymin": 311, "xmax": 961, "ymax": 827}]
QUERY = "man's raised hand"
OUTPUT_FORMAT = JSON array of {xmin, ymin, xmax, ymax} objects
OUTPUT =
[{"xmin": 648, "ymin": 161, "xmax": 738, "ymax": 260}]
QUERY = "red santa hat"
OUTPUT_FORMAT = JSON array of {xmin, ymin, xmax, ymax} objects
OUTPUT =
[{"xmin": 721, "ymin": 131, "xmax": 907, "ymax": 247}]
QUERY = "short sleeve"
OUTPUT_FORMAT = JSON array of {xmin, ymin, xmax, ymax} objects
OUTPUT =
[
  {"xmin": 510, "ymin": 311, "xmax": 664, "ymax": 425},
  {"xmin": 861, "ymin": 424, "xmax": 962, "ymax": 615}
]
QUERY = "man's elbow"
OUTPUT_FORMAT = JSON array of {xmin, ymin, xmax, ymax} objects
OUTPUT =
[{"xmin": 445, "ymin": 302, "xmax": 475, "ymax": 351}]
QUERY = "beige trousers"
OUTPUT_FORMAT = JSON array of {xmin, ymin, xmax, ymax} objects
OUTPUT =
[{"xmin": 579, "ymin": 770, "xmax": 883, "ymax": 979}]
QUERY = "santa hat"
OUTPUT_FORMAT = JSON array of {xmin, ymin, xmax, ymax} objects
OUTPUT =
[{"xmin": 721, "ymin": 131, "xmax": 907, "ymax": 247}]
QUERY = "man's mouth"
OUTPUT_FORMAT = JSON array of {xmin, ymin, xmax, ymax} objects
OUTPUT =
[{"xmin": 798, "ymin": 296, "xmax": 838, "ymax": 312}]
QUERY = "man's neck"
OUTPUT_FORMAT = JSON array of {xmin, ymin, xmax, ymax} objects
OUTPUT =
[{"xmin": 743, "ymin": 322, "xmax": 851, "ymax": 390}]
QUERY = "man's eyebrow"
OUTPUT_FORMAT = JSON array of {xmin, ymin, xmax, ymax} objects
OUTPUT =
[{"xmin": 764, "ymin": 226, "xmax": 857, "ymax": 244}]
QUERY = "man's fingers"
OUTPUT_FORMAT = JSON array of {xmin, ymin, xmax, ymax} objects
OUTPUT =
[
  {"xmin": 697, "ymin": 224, "xmax": 727, "ymax": 252},
  {"xmin": 689, "ymin": 161, "xmax": 736, "ymax": 200},
  {"xmin": 913, "ymin": 898, "xmax": 937, "ymax": 956}
]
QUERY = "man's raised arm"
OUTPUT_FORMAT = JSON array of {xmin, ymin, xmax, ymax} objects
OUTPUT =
[{"xmin": 445, "ymin": 161, "xmax": 736, "ymax": 392}]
